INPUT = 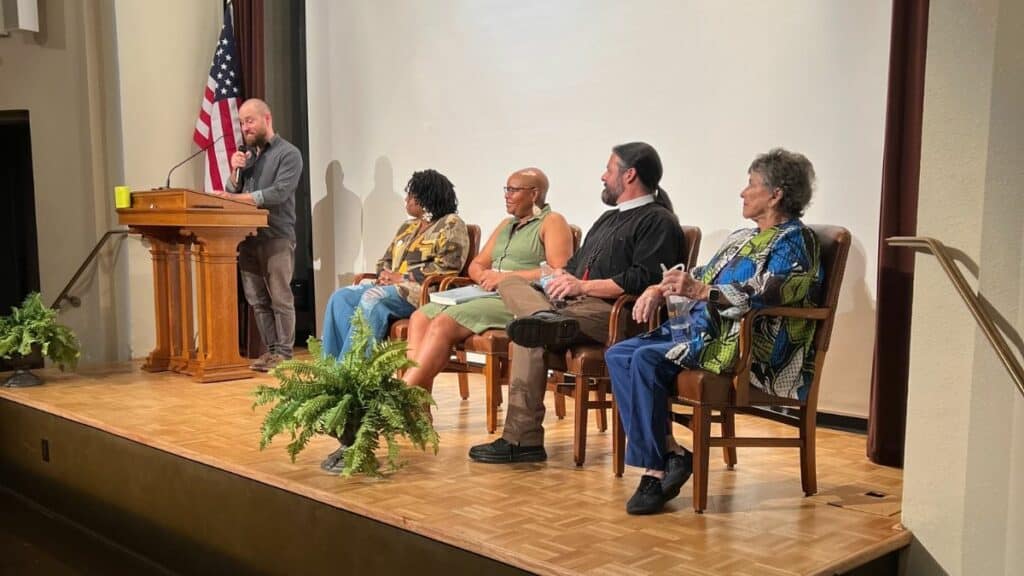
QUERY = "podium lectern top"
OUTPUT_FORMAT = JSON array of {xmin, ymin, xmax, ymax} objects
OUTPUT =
[{"xmin": 117, "ymin": 189, "xmax": 268, "ymax": 228}]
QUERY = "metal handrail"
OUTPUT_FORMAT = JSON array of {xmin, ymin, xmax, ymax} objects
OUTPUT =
[
  {"xmin": 888, "ymin": 235, "xmax": 1024, "ymax": 399},
  {"xmin": 51, "ymin": 229, "xmax": 131, "ymax": 310}
]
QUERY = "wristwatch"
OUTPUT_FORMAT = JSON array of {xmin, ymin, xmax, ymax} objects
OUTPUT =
[{"xmin": 708, "ymin": 287, "xmax": 723, "ymax": 305}]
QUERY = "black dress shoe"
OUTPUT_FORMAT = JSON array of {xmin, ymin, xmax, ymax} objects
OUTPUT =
[
  {"xmin": 661, "ymin": 450, "xmax": 693, "ymax": 501},
  {"xmin": 506, "ymin": 311, "xmax": 580, "ymax": 348},
  {"xmin": 468, "ymin": 438, "xmax": 547, "ymax": 463},
  {"xmin": 626, "ymin": 475, "xmax": 668, "ymax": 515}
]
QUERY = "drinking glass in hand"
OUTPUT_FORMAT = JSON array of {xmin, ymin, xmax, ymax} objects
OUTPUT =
[{"xmin": 666, "ymin": 294, "xmax": 695, "ymax": 343}]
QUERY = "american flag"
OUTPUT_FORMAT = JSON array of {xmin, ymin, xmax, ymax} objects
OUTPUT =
[{"xmin": 193, "ymin": 6, "xmax": 243, "ymax": 191}]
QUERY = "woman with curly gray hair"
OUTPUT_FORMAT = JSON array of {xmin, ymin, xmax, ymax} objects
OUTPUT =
[{"xmin": 607, "ymin": 148, "xmax": 824, "ymax": 515}]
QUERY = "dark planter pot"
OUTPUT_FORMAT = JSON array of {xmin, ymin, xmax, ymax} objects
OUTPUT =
[
  {"xmin": 3, "ymin": 344, "xmax": 44, "ymax": 388},
  {"xmin": 320, "ymin": 418, "xmax": 360, "ymax": 474}
]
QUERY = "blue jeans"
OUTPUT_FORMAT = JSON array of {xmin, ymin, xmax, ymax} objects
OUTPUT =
[
  {"xmin": 321, "ymin": 284, "xmax": 415, "ymax": 358},
  {"xmin": 606, "ymin": 324, "xmax": 685, "ymax": 470}
]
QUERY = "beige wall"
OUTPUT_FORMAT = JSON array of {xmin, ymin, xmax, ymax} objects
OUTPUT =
[
  {"xmin": 111, "ymin": 0, "xmax": 221, "ymax": 358},
  {"xmin": 0, "ymin": 0, "xmax": 124, "ymax": 363},
  {"xmin": 305, "ymin": 0, "xmax": 893, "ymax": 417},
  {"xmin": 0, "ymin": 0, "xmax": 228, "ymax": 364},
  {"xmin": 902, "ymin": 0, "xmax": 1023, "ymax": 574}
]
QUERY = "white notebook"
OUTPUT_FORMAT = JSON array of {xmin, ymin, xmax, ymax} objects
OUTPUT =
[{"xmin": 429, "ymin": 284, "xmax": 497, "ymax": 306}]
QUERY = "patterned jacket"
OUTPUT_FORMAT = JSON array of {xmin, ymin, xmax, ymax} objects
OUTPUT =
[
  {"xmin": 377, "ymin": 214, "xmax": 470, "ymax": 306},
  {"xmin": 665, "ymin": 219, "xmax": 823, "ymax": 399}
]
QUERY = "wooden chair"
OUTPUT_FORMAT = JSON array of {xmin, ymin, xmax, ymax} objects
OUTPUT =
[
  {"xmin": 612, "ymin": 225, "xmax": 850, "ymax": 513},
  {"xmin": 547, "ymin": 225, "xmax": 702, "ymax": 466},
  {"xmin": 351, "ymin": 224, "xmax": 481, "ymax": 397},
  {"xmin": 441, "ymin": 225, "xmax": 582, "ymax": 433}
]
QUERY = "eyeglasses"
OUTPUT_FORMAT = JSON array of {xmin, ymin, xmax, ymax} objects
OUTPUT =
[{"xmin": 503, "ymin": 186, "xmax": 536, "ymax": 195}]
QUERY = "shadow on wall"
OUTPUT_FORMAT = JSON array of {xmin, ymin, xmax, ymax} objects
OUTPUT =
[
  {"xmin": 362, "ymin": 156, "xmax": 406, "ymax": 274},
  {"xmin": 821, "ymin": 234, "xmax": 875, "ymax": 415},
  {"xmin": 937, "ymin": 247, "xmax": 1024, "ymax": 366},
  {"xmin": 33, "ymin": 0, "xmax": 66, "ymax": 49},
  {"xmin": 944, "ymin": 246, "xmax": 1024, "ymax": 366},
  {"xmin": 313, "ymin": 161, "xmax": 362, "ymax": 328}
]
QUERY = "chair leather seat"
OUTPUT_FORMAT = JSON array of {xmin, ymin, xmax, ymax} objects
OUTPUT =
[
  {"xmin": 541, "ymin": 344, "xmax": 606, "ymax": 375},
  {"xmin": 389, "ymin": 319, "xmax": 409, "ymax": 341},
  {"xmin": 675, "ymin": 371, "xmax": 808, "ymax": 407},
  {"xmin": 458, "ymin": 330, "xmax": 509, "ymax": 354},
  {"xmin": 674, "ymin": 370, "xmax": 735, "ymax": 405},
  {"xmin": 567, "ymin": 345, "xmax": 607, "ymax": 374}
]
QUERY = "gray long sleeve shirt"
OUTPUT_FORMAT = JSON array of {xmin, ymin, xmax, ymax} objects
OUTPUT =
[{"xmin": 226, "ymin": 134, "xmax": 303, "ymax": 242}]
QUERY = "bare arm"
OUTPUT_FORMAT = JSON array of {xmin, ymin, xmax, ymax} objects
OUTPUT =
[
  {"xmin": 467, "ymin": 219, "xmax": 508, "ymax": 284},
  {"xmin": 538, "ymin": 212, "xmax": 573, "ymax": 269}
]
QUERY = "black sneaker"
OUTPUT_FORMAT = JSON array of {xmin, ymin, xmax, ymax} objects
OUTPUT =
[
  {"xmin": 468, "ymin": 438, "xmax": 547, "ymax": 463},
  {"xmin": 506, "ymin": 311, "xmax": 580, "ymax": 348},
  {"xmin": 626, "ymin": 475, "xmax": 667, "ymax": 515},
  {"xmin": 661, "ymin": 450, "xmax": 693, "ymax": 501}
]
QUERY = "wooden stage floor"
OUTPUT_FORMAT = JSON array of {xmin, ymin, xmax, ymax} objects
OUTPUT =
[{"xmin": 0, "ymin": 363, "xmax": 909, "ymax": 575}]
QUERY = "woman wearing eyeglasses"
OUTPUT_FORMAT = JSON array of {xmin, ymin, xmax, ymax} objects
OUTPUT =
[{"xmin": 402, "ymin": 167, "xmax": 573, "ymax": 393}]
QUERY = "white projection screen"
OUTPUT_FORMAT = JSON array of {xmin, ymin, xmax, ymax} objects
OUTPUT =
[{"xmin": 305, "ymin": 0, "xmax": 892, "ymax": 417}]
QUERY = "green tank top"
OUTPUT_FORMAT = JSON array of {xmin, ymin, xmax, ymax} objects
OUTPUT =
[{"xmin": 489, "ymin": 205, "xmax": 551, "ymax": 272}]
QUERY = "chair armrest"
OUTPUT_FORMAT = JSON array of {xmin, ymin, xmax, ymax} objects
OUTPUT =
[
  {"xmin": 439, "ymin": 276, "xmax": 474, "ymax": 290},
  {"xmin": 606, "ymin": 295, "xmax": 642, "ymax": 346},
  {"xmin": 752, "ymin": 306, "xmax": 831, "ymax": 321},
  {"xmin": 418, "ymin": 273, "xmax": 461, "ymax": 306},
  {"xmin": 648, "ymin": 302, "xmax": 667, "ymax": 332},
  {"xmin": 351, "ymin": 272, "xmax": 378, "ymax": 285},
  {"xmin": 730, "ymin": 306, "xmax": 831, "ymax": 406}
]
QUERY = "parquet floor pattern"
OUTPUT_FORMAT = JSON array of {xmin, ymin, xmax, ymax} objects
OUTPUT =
[{"xmin": 1, "ymin": 363, "xmax": 907, "ymax": 575}]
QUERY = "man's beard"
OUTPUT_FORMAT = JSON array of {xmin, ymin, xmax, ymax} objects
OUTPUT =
[
  {"xmin": 601, "ymin": 185, "xmax": 620, "ymax": 207},
  {"xmin": 247, "ymin": 130, "xmax": 268, "ymax": 148}
]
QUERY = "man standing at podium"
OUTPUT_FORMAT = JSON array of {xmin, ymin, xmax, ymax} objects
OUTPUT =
[{"xmin": 215, "ymin": 98, "xmax": 303, "ymax": 372}]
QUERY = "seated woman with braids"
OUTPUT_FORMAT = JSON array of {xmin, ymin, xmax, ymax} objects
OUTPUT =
[
  {"xmin": 608, "ymin": 148, "xmax": 824, "ymax": 515},
  {"xmin": 402, "ymin": 167, "xmax": 573, "ymax": 393},
  {"xmin": 321, "ymin": 169, "xmax": 470, "ymax": 358}
]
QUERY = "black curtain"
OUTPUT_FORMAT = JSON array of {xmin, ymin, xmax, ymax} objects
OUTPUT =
[{"xmin": 0, "ymin": 111, "xmax": 42, "ymax": 370}]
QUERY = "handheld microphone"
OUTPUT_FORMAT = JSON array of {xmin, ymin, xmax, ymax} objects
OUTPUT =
[
  {"xmin": 234, "ymin": 144, "xmax": 251, "ymax": 184},
  {"xmin": 163, "ymin": 134, "xmax": 225, "ymax": 189}
]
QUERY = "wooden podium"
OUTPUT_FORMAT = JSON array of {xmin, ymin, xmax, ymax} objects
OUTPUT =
[{"xmin": 118, "ymin": 189, "xmax": 268, "ymax": 382}]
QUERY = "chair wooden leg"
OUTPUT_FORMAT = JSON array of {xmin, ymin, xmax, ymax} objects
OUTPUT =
[
  {"xmin": 496, "ymin": 357, "xmax": 505, "ymax": 407},
  {"xmin": 484, "ymin": 356, "xmax": 500, "ymax": 434},
  {"xmin": 612, "ymin": 399, "xmax": 625, "ymax": 477},
  {"xmin": 799, "ymin": 407, "xmax": 817, "ymax": 496},
  {"xmin": 455, "ymin": 351, "xmax": 470, "ymax": 400},
  {"xmin": 691, "ymin": 404, "xmax": 711, "ymax": 513},
  {"xmin": 552, "ymin": 371, "xmax": 566, "ymax": 419},
  {"xmin": 721, "ymin": 408, "xmax": 737, "ymax": 469},
  {"xmin": 573, "ymin": 374, "xmax": 588, "ymax": 467},
  {"xmin": 595, "ymin": 378, "xmax": 608, "ymax": 432}
]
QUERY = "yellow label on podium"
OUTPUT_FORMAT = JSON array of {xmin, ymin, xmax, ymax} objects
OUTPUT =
[{"xmin": 114, "ymin": 186, "xmax": 131, "ymax": 208}]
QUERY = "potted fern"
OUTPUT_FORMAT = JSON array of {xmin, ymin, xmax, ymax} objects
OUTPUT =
[
  {"xmin": 254, "ymin": 310, "xmax": 439, "ymax": 477},
  {"xmin": 0, "ymin": 292, "xmax": 81, "ymax": 387}
]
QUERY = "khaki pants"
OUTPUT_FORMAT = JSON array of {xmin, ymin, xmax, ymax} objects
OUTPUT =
[{"xmin": 496, "ymin": 276, "xmax": 613, "ymax": 445}]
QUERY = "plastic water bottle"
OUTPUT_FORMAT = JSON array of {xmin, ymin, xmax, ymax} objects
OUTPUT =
[
  {"xmin": 538, "ymin": 261, "xmax": 566, "ymax": 308},
  {"xmin": 539, "ymin": 261, "xmax": 555, "ymax": 290}
]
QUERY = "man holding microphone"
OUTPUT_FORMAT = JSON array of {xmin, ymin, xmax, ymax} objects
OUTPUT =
[{"xmin": 211, "ymin": 98, "xmax": 303, "ymax": 372}]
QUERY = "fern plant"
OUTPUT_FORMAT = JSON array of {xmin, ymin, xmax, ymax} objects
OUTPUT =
[
  {"xmin": 0, "ymin": 292, "xmax": 80, "ymax": 370},
  {"xmin": 253, "ymin": 310, "xmax": 439, "ymax": 477}
]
